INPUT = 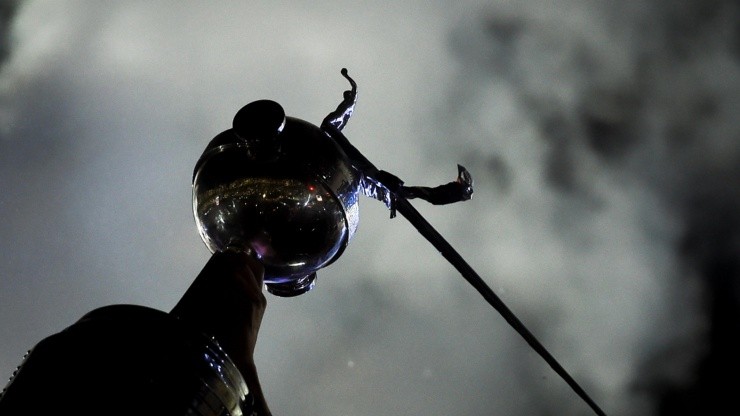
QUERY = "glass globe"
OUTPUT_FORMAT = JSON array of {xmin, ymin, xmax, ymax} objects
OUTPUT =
[{"xmin": 192, "ymin": 101, "xmax": 360, "ymax": 296}]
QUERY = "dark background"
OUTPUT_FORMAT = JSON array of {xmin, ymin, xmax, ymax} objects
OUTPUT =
[{"xmin": 1, "ymin": 1, "xmax": 738, "ymax": 415}]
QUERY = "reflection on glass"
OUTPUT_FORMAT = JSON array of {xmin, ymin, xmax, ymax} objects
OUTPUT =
[{"xmin": 194, "ymin": 177, "xmax": 348, "ymax": 283}]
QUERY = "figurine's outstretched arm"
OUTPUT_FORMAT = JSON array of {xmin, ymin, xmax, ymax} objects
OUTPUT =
[{"xmin": 402, "ymin": 164, "xmax": 474, "ymax": 205}]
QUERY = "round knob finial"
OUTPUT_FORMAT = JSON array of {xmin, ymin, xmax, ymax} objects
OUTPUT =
[{"xmin": 233, "ymin": 100, "xmax": 286, "ymax": 142}]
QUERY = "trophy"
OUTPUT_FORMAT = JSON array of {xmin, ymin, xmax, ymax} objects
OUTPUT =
[{"xmin": 191, "ymin": 69, "xmax": 604, "ymax": 414}]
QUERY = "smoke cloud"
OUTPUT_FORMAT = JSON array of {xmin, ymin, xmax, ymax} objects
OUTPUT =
[
  {"xmin": 438, "ymin": 0, "xmax": 739, "ymax": 413},
  {"xmin": 1, "ymin": 1, "xmax": 738, "ymax": 415}
]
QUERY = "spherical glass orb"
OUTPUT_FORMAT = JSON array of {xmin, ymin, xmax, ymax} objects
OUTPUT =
[{"xmin": 192, "ymin": 102, "xmax": 360, "ymax": 296}]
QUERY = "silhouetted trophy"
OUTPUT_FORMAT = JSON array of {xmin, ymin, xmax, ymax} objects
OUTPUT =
[
  {"xmin": 0, "ymin": 73, "xmax": 369, "ymax": 415},
  {"xmin": 0, "ymin": 70, "xmax": 482, "ymax": 416}
]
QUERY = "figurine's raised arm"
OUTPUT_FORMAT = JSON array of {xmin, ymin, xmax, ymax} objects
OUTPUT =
[{"xmin": 322, "ymin": 68, "xmax": 357, "ymax": 132}]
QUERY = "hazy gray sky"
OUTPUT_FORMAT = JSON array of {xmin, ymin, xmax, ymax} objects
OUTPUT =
[{"xmin": 1, "ymin": 1, "xmax": 738, "ymax": 415}]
